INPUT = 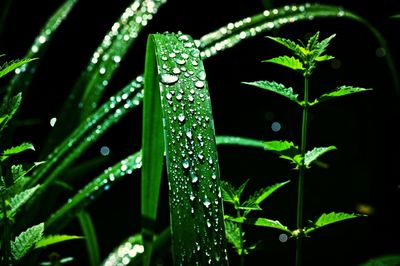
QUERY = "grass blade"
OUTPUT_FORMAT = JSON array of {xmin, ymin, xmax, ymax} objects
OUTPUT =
[
  {"xmin": 45, "ymin": 151, "xmax": 142, "ymax": 229},
  {"xmin": 35, "ymin": 234, "xmax": 83, "ymax": 249},
  {"xmin": 142, "ymin": 32, "xmax": 228, "ymax": 265},
  {"xmin": 4, "ymin": 0, "xmax": 77, "ymax": 102},
  {"xmin": 77, "ymin": 211, "xmax": 101, "ymax": 266}
]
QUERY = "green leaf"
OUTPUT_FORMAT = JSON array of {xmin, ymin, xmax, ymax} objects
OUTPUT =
[
  {"xmin": 304, "ymin": 146, "xmax": 336, "ymax": 168},
  {"xmin": 0, "ymin": 58, "xmax": 37, "ymax": 79},
  {"xmin": 142, "ymin": 33, "xmax": 228, "ymax": 265},
  {"xmin": 224, "ymin": 220, "xmax": 243, "ymax": 255},
  {"xmin": 314, "ymin": 33, "xmax": 336, "ymax": 60},
  {"xmin": 358, "ymin": 254, "xmax": 400, "ymax": 266},
  {"xmin": 221, "ymin": 181, "xmax": 237, "ymax": 205},
  {"xmin": 266, "ymin": 36, "xmax": 305, "ymax": 57},
  {"xmin": 242, "ymin": 181, "xmax": 290, "ymax": 216},
  {"xmin": 0, "ymin": 92, "xmax": 22, "ymax": 132},
  {"xmin": 77, "ymin": 211, "xmax": 100, "ymax": 266},
  {"xmin": 1, "ymin": 142, "xmax": 35, "ymax": 161},
  {"xmin": 311, "ymin": 86, "xmax": 372, "ymax": 106},
  {"xmin": 35, "ymin": 235, "xmax": 83, "ymax": 249},
  {"xmin": 263, "ymin": 56, "xmax": 304, "ymax": 71},
  {"xmin": 9, "ymin": 185, "xmax": 40, "ymax": 218},
  {"xmin": 11, "ymin": 223, "xmax": 44, "ymax": 260},
  {"xmin": 304, "ymin": 212, "xmax": 364, "ymax": 234},
  {"xmin": 315, "ymin": 54, "xmax": 335, "ymax": 62},
  {"xmin": 242, "ymin": 81, "xmax": 300, "ymax": 104},
  {"xmin": 306, "ymin": 31, "xmax": 320, "ymax": 51},
  {"xmin": 263, "ymin": 140, "xmax": 300, "ymax": 164},
  {"xmin": 226, "ymin": 216, "xmax": 291, "ymax": 234},
  {"xmin": 216, "ymin": 136, "xmax": 265, "ymax": 149}
]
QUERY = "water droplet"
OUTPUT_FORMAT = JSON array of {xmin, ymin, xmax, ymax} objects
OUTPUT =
[
  {"xmin": 173, "ymin": 67, "xmax": 181, "ymax": 74},
  {"xmin": 169, "ymin": 52, "xmax": 176, "ymax": 58},
  {"xmin": 194, "ymin": 80, "xmax": 204, "ymax": 88},
  {"xmin": 176, "ymin": 94, "xmax": 183, "ymax": 101},
  {"xmin": 203, "ymin": 196, "xmax": 211, "ymax": 208},
  {"xmin": 182, "ymin": 159, "xmax": 190, "ymax": 170},
  {"xmin": 197, "ymin": 71, "xmax": 206, "ymax": 80},
  {"xmin": 191, "ymin": 172, "xmax": 198, "ymax": 183},
  {"xmin": 113, "ymin": 55, "xmax": 121, "ymax": 63},
  {"xmin": 178, "ymin": 113, "xmax": 185, "ymax": 122},
  {"xmin": 50, "ymin": 117, "xmax": 57, "ymax": 127},
  {"xmin": 175, "ymin": 58, "xmax": 186, "ymax": 65},
  {"xmin": 160, "ymin": 73, "xmax": 179, "ymax": 85},
  {"xmin": 186, "ymin": 130, "xmax": 192, "ymax": 139}
]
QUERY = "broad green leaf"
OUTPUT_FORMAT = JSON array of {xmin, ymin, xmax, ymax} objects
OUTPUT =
[
  {"xmin": 0, "ymin": 58, "xmax": 37, "ymax": 79},
  {"xmin": 358, "ymin": 254, "xmax": 400, "ymax": 266},
  {"xmin": 304, "ymin": 212, "xmax": 364, "ymax": 234},
  {"xmin": 304, "ymin": 146, "xmax": 336, "ymax": 168},
  {"xmin": 9, "ymin": 185, "xmax": 40, "ymax": 218},
  {"xmin": 242, "ymin": 181, "xmax": 290, "ymax": 216},
  {"xmin": 263, "ymin": 56, "xmax": 304, "ymax": 71},
  {"xmin": 311, "ymin": 86, "xmax": 372, "ymax": 106},
  {"xmin": 1, "ymin": 142, "xmax": 35, "ymax": 161},
  {"xmin": 77, "ymin": 211, "xmax": 100, "ymax": 266},
  {"xmin": 11, "ymin": 223, "xmax": 44, "ymax": 260},
  {"xmin": 242, "ymin": 81, "xmax": 300, "ymax": 104},
  {"xmin": 226, "ymin": 216, "xmax": 291, "ymax": 234},
  {"xmin": 143, "ymin": 33, "xmax": 228, "ymax": 265},
  {"xmin": 35, "ymin": 235, "xmax": 83, "ymax": 249}
]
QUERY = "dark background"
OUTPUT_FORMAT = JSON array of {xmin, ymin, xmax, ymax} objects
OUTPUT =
[{"xmin": 1, "ymin": 0, "xmax": 399, "ymax": 265}]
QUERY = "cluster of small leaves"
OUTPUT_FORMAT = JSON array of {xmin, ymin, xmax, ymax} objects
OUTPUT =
[
  {"xmin": 221, "ymin": 179, "xmax": 289, "ymax": 256},
  {"xmin": 0, "ymin": 59, "xmax": 82, "ymax": 264}
]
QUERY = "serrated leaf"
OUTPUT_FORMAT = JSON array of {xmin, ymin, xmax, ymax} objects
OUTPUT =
[
  {"xmin": 226, "ymin": 216, "xmax": 291, "ymax": 233},
  {"xmin": 304, "ymin": 212, "xmax": 364, "ymax": 234},
  {"xmin": 304, "ymin": 146, "xmax": 336, "ymax": 168},
  {"xmin": 266, "ymin": 36, "xmax": 304, "ymax": 57},
  {"xmin": 0, "ymin": 58, "xmax": 37, "ymax": 79},
  {"xmin": 263, "ymin": 56, "xmax": 304, "ymax": 71},
  {"xmin": 1, "ymin": 142, "xmax": 35, "ymax": 161},
  {"xmin": 243, "ymin": 81, "xmax": 299, "ymax": 104},
  {"xmin": 9, "ymin": 185, "xmax": 40, "ymax": 218},
  {"xmin": 311, "ymin": 86, "xmax": 372, "ymax": 106},
  {"xmin": 11, "ymin": 223, "xmax": 44, "ymax": 260},
  {"xmin": 0, "ymin": 93, "xmax": 22, "ymax": 132},
  {"xmin": 35, "ymin": 234, "xmax": 83, "ymax": 249},
  {"xmin": 314, "ymin": 33, "xmax": 336, "ymax": 60},
  {"xmin": 306, "ymin": 31, "xmax": 320, "ymax": 51},
  {"xmin": 242, "ymin": 181, "xmax": 290, "ymax": 216},
  {"xmin": 224, "ymin": 220, "xmax": 243, "ymax": 253},
  {"xmin": 264, "ymin": 140, "xmax": 300, "ymax": 164}
]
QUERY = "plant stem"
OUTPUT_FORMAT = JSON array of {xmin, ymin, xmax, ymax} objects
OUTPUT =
[
  {"xmin": 237, "ymin": 209, "xmax": 245, "ymax": 266},
  {"xmin": 296, "ymin": 76, "xmax": 309, "ymax": 266}
]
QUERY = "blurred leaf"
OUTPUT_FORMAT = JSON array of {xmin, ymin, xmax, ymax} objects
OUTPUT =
[
  {"xmin": 358, "ymin": 254, "xmax": 400, "ymax": 266},
  {"xmin": 77, "ymin": 211, "xmax": 100, "ymax": 266}
]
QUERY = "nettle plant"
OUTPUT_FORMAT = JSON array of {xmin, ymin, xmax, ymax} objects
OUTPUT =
[
  {"xmin": 223, "ymin": 32, "xmax": 370, "ymax": 265},
  {"xmin": 0, "ymin": 59, "xmax": 82, "ymax": 265}
]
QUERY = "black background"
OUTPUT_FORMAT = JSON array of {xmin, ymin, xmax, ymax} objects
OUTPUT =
[{"xmin": 1, "ymin": 0, "xmax": 400, "ymax": 265}]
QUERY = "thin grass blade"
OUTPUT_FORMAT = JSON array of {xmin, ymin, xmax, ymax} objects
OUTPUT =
[
  {"xmin": 77, "ymin": 211, "xmax": 101, "ymax": 266},
  {"xmin": 4, "ymin": 0, "xmax": 78, "ymax": 102},
  {"xmin": 142, "ymin": 32, "xmax": 228, "ymax": 265}
]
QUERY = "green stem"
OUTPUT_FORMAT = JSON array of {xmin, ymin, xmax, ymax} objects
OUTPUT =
[
  {"xmin": 296, "ymin": 76, "xmax": 309, "ymax": 266},
  {"xmin": 237, "ymin": 209, "xmax": 245, "ymax": 266}
]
